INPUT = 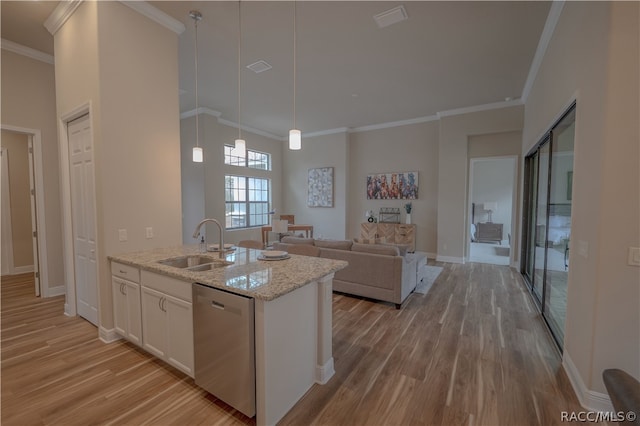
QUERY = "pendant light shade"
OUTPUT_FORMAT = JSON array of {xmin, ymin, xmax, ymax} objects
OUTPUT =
[
  {"xmin": 234, "ymin": 138, "xmax": 246, "ymax": 156},
  {"xmin": 190, "ymin": 10, "xmax": 203, "ymax": 163},
  {"xmin": 192, "ymin": 146, "xmax": 203, "ymax": 162},
  {"xmin": 289, "ymin": 129, "xmax": 301, "ymax": 150}
]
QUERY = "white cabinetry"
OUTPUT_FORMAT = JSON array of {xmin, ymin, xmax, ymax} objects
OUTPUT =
[
  {"xmin": 111, "ymin": 262, "xmax": 142, "ymax": 346},
  {"xmin": 140, "ymin": 270, "xmax": 194, "ymax": 378}
]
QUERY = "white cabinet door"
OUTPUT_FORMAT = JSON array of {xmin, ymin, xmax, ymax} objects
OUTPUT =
[
  {"xmin": 141, "ymin": 286, "xmax": 167, "ymax": 359},
  {"xmin": 165, "ymin": 294, "xmax": 194, "ymax": 377},
  {"xmin": 112, "ymin": 278, "xmax": 128, "ymax": 337},
  {"xmin": 113, "ymin": 277, "xmax": 143, "ymax": 346},
  {"xmin": 124, "ymin": 281, "xmax": 142, "ymax": 346}
]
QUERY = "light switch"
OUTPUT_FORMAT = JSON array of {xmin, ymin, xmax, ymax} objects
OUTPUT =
[
  {"xmin": 146, "ymin": 227, "xmax": 154, "ymax": 239},
  {"xmin": 628, "ymin": 247, "xmax": 640, "ymax": 266},
  {"xmin": 118, "ymin": 229, "xmax": 128, "ymax": 242}
]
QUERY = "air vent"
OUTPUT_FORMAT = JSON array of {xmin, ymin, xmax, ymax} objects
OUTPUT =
[
  {"xmin": 373, "ymin": 5, "xmax": 408, "ymax": 29},
  {"xmin": 246, "ymin": 60, "xmax": 272, "ymax": 74}
]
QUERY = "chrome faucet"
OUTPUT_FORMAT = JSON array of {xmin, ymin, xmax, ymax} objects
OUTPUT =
[{"xmin": 192, "ymin": 218, "xmax": 225, "ymax": 258}]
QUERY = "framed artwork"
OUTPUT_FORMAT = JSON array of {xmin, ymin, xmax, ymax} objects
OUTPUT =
[
  {"xmin": 366, "ymin": 171, "xmax": 418, "ymax": 200},
  {"xmin": 308, "ymin": 167, "xmax": 334, "ymax": 207}
]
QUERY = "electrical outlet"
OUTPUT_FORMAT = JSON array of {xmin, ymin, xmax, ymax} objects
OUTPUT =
[
  {"xmin": 146, "ymin": 227, "xmax": 154, "ymax": 239},
  {"xmin": 628, "ymin": 247, "xmax": 640, "ymax": 266},
  {"xmin": 118, "ymin": 229, "xmax": 128, "ymax": 242}
]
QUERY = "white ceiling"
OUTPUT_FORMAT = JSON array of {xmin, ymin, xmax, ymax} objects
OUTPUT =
[{"xmin": 2, "ymin": 1, "xmax": 551, "ymax": 138}]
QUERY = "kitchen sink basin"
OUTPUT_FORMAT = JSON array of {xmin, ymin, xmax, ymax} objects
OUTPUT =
[{"xmin": 157, "ymin": 255, "xmax": 233, "ymax": 271}]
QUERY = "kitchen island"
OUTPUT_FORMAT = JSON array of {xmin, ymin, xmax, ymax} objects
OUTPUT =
[{"xmin": 109, "ymin": 245, "xmax": 347, "ymax": 426}]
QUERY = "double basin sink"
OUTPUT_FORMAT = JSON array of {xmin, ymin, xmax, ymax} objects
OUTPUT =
[{"xmin": 157, "ymin": 255, "xmax": 233, "ymax": 272}]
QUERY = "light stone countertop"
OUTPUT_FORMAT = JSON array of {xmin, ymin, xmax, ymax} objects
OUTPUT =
[{"xmin": 109, "ymin": 245, "xmax": 348, "ymax": 301}]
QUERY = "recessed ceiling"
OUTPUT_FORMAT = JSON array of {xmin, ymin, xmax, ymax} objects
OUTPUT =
[{"xmin": 1, "ymin": 1, "xmax": 551, "ymax": 138}]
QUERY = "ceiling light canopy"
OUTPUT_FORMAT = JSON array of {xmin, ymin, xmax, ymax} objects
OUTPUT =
[{"xmin": 373, "ymin": 5, "xmax": 408, "ymax": 29}]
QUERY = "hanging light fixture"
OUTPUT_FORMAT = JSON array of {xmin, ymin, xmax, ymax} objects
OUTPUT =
[
  {"xmin": 233, "ymin": 0, "xmax": 247, "ymax": 156},
  {"xmin": 190, "ymin": 10, "xmax": 203, "ymax": 162},
  {"xmin": 289, "ymin": 1, "xmax": 301, "ymax": 150}
]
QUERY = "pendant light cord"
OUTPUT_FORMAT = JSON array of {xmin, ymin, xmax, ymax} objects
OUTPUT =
[
  {"xmin": 293, "ymin": 0, "xmax": 297, "ymax": 129},
  {"xmin": 194, "ymin": 14, "xmax": 200, "ymax": 148},
  {"xmin": 238, "ymin": 1, "xmax": 242, "ymax": 140}
]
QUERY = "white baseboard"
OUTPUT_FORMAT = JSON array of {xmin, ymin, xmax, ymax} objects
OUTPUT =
[
  {"xmin": 46, "ymin": 285, "xmax": 66, "ymax": 297},
  {"xmin": 13, "ymin": 265, "xmax": 34, "ymax": 274},
  {"xmin": 64, "ymin": 303, "xmax": 72, "ymax": 317},
  {"xmin": 563, "ymin": 351, "xmax": 614, "ymax": 412},
  {"xmin": 99, "ymin": 326, "xmax": 122, "ymax": 344},
  {"xmin": 436, "ymin": 255, "xmax": 464, "ymax": 264},
  {"xmin": 316, "ymin": 357, "xmax": 335, "ymax": 385}
]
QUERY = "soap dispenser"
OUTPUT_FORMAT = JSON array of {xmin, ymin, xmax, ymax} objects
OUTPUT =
[{"xmin": 199, "ymin": 236, "xmax": 206, "ymax": 253}]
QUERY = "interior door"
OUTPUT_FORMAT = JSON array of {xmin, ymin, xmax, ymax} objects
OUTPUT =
[
  {"xmin": 68, "ymin": 114, "xmax": 98, "ymax": 325},
  {"xmin": 27, "ymin": 137, "xmax": 40, "ymax": 296},
  {"xmin": 0, "ymin": 148, "xmax": 13, "ymax": 276}
]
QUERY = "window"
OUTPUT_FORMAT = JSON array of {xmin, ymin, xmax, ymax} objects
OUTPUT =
[
  {"xmin": 225, "ymin": 176, "xmax": 270, "ymax": 229},
  {"xmin": 224, "ymin": 145, "xmax": 271, "ymax": 170}
]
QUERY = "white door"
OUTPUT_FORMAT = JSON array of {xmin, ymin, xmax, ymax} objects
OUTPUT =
[
  {"xmin": 27, "ymin": 137, "xmax": 40, "ymax": 296},
  {"xmin": 68, "ymin": 114, "xmax": 98, "ymax": 325}
]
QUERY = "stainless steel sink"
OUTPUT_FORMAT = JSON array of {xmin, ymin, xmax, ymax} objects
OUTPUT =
[
  {"xmin": 157, "ymin": 255, "xmax": 233, "ymax": 272},
  {"xmin": 158, "ymin": 255, "xmax": 216, "ymax": 269}
]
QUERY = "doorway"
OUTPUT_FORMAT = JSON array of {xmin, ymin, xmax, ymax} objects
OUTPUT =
[
  {"xmin": 468, "ymin": 156, "xmax": 517, "ymax": 266},
  {"xmin": 1, "ymin": 128, "xmax": 44, "ymax": 297}
]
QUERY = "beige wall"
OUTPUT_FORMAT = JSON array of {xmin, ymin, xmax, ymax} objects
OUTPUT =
[
  {"xmin": 1, "ymin": 50, "xmax": 63, "ymax": 290},
  {"xmin": 54, "ymin": 1, "xmax": 183, "ymax": 329},
  {"xmin": 181, "ymin": 113, "xmax": 284, "ymax": 245},
  {"xmin": 284, "ymin": 132, "xmax": 349, "ymax": 241},
  {"xmin": 348, "ymin": 122, "xmax": 439, "ymax": 255},
  {"xmin": 437, "ymin": 106, "xmax": 524, "ymax": 261},
  {"xmin": 1, "ymin": 131, "xmax": 33, "ymax": 267},
  {"xmin": 523, "ymin": 1, "xmax": 639, "ymax": 395}
]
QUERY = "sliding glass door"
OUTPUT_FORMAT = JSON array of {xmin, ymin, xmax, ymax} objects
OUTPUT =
[{"xmin": 522, "ymin": 104, "xmax": 575, "ymax": 350}]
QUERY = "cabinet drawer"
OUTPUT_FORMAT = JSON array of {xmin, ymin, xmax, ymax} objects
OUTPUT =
[
  {"xmin": 111, "ymin": 262, "xmax": 140, "ymax": 283},
  {"xmin": 141, "ymin": 270, "xmax": 192, "ymax": 302}
]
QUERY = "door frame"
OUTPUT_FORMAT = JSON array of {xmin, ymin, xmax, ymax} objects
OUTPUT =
[
  {"xmin": 467, "ymin": 155, "xmax": 519, "ymax": 266},
  {"xmin": 0, "ymin": 125, "xmax": 48, "ymax": 296},
  {"xmin": 59, "ymin": 102, "xmax": 100, "ymax": 321}
]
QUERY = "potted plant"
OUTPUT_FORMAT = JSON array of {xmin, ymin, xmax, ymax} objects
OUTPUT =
[{"xmin": 404, "ymin": 202, "xmax": 412, "ymax": 224}]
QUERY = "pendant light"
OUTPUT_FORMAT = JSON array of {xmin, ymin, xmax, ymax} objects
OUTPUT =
[
  {"xmin": 289, "ymin": 1, "xmax": 301, "ymax": 150},
  {"xmin": 190, "ymin": 10, "xmax": 203, "ymax": 162},
  {"xmin": 233, "ymin": 1, "xmax": 246, "ymax": 156}
]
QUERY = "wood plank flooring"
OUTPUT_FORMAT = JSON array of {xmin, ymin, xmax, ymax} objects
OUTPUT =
[{"xmin": 2, "ymin": 263, "xmax": 585, "ymax": 425}]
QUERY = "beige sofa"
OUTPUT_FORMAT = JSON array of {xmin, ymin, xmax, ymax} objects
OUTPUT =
[{"xmin": 273, "ymin": 237, "xmax": 417, "ymax": 308}]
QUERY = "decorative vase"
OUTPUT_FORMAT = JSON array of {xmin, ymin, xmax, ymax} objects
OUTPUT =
[{"xmin": 406, "ymin": 213, "xmax": 411, "ymax": 224}]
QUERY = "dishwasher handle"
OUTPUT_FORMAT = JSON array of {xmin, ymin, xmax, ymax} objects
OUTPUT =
[{"xmin": 211, "ymin": 300, "xmax": 225, "ymax": 310}]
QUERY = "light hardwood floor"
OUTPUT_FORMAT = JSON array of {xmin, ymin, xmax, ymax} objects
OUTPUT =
[{"xmin": 2, "ymin": 263, "xmax": 584, "ymax": 425}]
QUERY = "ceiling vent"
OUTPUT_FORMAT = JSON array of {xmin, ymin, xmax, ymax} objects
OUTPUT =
[
  {"xmin": 373, "ymin": 5, "xmax": 408, "ymax": 29},
  {"xmin": 246, "ymin": 60, "xmax": 272, "ymax": 74}
]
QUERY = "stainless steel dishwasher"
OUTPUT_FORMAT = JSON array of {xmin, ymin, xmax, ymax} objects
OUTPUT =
[{"xmin": 193, "ymin": 283, "xmax": 255, "ymax": 417}]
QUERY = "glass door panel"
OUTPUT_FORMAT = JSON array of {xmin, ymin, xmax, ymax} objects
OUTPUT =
[
  {"xmin": 533, "ymin": 141, "xmax": 550, "ymax": 304},
  {"xmin": 524, "ymin": 153, "xmax": 539, "ymax": 286},
  {"xmin": 544, "ymin": 110, "xmax": 575, "ymax": 344}
]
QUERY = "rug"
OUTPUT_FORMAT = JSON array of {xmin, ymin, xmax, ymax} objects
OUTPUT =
[{"xmin": 414, "ymin": 265, "xmax": 443, "ymax": 295}]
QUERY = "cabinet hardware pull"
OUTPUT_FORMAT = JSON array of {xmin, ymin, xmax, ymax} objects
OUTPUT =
[
  {"xmin": 162, "ymin": 298, "xmax": 167, "ymax": 312},
  {"xmin": 119, "ymin": 270, "xmax": 126, "ymax": 274},
  {"xmin": 158, "ymin": 297, "xmax": 162, "ymax": 311}
]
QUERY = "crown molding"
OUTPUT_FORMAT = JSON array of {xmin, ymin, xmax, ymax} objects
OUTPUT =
[
  {"xmin": 521, "ymin": 1, "xmax": 565, "ymax": 103},
  {"xmin": 44, "ymin": 0, "xmax": 83, "ymax": 36},
  {"xmin": 181, "ymin": 108, "xmax": 285, "ymax": 141},
  {"xmin": 1, "ymin": 39, "xmax": 54, "ymax": 64},
  {"xmin": 303, "ymin": 127, "xmax": 350, "ymax": 138},
  {"xmin": 436, "ymin": 98, "xmax": 523, "ymax": 119},
  {"xmin": 120, "ymin": 1, "xmax": 185, "ymax": 35},
  {"xmin": 350, "ymin": 115, "xmax": 438, "ymax": 134}
]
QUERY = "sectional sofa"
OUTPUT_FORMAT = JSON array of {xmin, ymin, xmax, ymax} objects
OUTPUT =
[{"xmin": 272, "ymin": 237, "xmax": 417, "ymax": 308}]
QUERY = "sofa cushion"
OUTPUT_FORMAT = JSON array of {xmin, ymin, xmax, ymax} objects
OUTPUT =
[
  {"xmin": 351, "ymin": 242, "xmax": 399, "ymax": 256},
  {"xmin": 314, "ymin": 239, "xmax": 353, "ymax": 250},
  {"xmin": 281, "ymin": 236, "xmax": 315, "ymax": 245},
  {"xmin": 353, "ymin": 237, "xmax": 386, "ymax": 244},
  {"xmin": 381, "ymin": 243, "xmax": 410, "ymax": 257}
]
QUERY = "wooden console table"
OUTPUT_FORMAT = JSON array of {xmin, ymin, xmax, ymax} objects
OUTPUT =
[{"xmin": 261, "ymin": 224, "xmax": 314, "ymax": 247}]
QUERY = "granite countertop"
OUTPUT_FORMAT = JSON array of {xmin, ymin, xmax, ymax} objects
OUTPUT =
[{"xmin": 109, "ymin": 245, "xmax": 348, "ymax": 301}]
